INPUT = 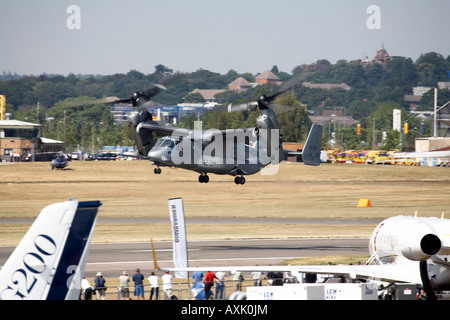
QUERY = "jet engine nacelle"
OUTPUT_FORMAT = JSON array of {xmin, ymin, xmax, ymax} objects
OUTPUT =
[{"xmin": 370, "ymin": 216, "xmax": 442, "ymax": 262}]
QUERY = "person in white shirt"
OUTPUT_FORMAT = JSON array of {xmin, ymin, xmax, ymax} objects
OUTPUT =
[
  {"xmin": 148, "ymin": 272, "xmax": 159, "ymax": 300},
  {"xmin": 215, "ymin": 271, "xmax": 226, "ymax": 300},
  {"xmin": 81, "ymin": 277, "xmax": 93, "ymax": 300},
  {"xmin": 161, "ymin": 271, "xmax": 173, "ymax": 300},
  {"xmin": 251, "ymin": 271, "xmax": 263, "ymax": 286}
]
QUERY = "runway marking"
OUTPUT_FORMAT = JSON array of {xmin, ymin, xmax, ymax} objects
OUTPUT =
[
  {"xmin": 87, "ymin": 256, "xmax": 302, "ymax": 266},
  {"xmin": 121, "ymin": 249, "xmax": 199, "ymax": 253}
]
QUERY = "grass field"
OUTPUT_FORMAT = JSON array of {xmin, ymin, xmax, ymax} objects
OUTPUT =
[{"xmin": 1, "ymin": 160, "xmax": 450, "ymax": 245}]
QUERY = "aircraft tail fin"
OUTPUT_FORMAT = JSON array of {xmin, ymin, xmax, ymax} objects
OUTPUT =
[
  {"xmin": 0, "ymin": 199, "xmax": 101, "ymax": 300},
  {"xmin": 300, "ymin": 124, "xmax": 323, "ymax": 166}
]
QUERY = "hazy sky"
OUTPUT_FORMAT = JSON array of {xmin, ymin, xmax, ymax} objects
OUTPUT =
[{"xmin": 1, "ymin": 0, "xmax": 449, "ymax": 76}]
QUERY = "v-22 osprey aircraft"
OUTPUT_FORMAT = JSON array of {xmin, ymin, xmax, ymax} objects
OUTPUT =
[{"xmin": 113, "ymin": 76, "xmax": 323, "ymax": 184}]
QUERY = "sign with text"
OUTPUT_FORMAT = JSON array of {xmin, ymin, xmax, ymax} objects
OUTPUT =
[{"xmin": 168, "ymin": 198, "xmax": 188, "ymax": 279}]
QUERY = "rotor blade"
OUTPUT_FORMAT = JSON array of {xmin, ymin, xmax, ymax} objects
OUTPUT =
[
  {"xmin": 266, "ymin": 79, "xmax": 298, "ymax": 102},
  {"xmin": 228, "ymin": 102, "xmax": 258, "ymax": 113},
  {"xmin": 158, "ymin": 72, "xmax": 185, "ymax": 87},
  {"xmin": 108, "ymin": 98, "xmax": 132, "ymax": 104},
  {"xmin": 267, "ymin": 90, "xmax": 286, "ymax": 102},
  {"xmin": 64, "ymin": 98, "xmax": 111, "ymax": 108},
  {"xmin": 142, "ymin": 84, "xmax": 167, "ymax": 99},
  {"xmin": 113, "ymin": 73, "xmax": 186, "ymax": 106},
  {"xmin": 269, "ymin": 104, "xmax": 299, "ymax": 114}
]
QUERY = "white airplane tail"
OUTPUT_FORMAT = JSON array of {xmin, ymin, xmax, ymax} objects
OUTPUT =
[{"xmin": 0, "ymin": 199, "xmax": 101, "ymax": 300}]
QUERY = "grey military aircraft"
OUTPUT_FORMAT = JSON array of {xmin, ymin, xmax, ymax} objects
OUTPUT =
[{"xmin": 112, "ymin": 77, "xmax": 323, "ymax": 184}]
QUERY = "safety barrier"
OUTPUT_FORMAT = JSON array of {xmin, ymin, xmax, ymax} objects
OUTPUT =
[{"xmin": 79, "ymin": 277, "xmax": 292, "ymax": 300}]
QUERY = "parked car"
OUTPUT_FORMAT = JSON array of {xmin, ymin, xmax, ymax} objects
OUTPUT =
[
  {"xmin": 70, "ymin": 152, "xmax": 81, "ymax": 160},
  {"xmin": 96, "ymin": 152, "xmax": 117, "ymax": 160},
  {"xmin": 84, "ymin": 153, "xmax": 97, "ymax": 161}
]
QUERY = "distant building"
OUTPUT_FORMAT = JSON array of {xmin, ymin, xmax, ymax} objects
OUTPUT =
[
  {"xmin": 361, "ymin": 45, "xmax": 391, "ymax": 68},
  {"xmin": 228, "ymin": 77, "xmax": 252, "ymax": 92},
  {"xmin": 438, "ymin": 82, "xmax": 450, "ymax": 91},
  {"xmin": 303, "ymin": 64, "xmax": 329, "ymax": 72},
  {"xmin": 0, "ymin": 119, "xmax": 65, "ymax": 161},
  {"xmin": 413, "ymin": 87, "xmax": 432, "ymax": 96},
  {"xmin": 415, "ymin": 137, "xmax": 450, "ymax": 166},
  {"xmin": 404, "ymin": 87, "xmax": 432, "ymax": 111},
  {"xmin": 373, "ymin": 46, "xmax": 391, "ymax": 67},
  {"xmin": 190, "ymin": 88, "xmax": 226, "ymax": 102},
  {"xmin": 309, "ymin": 109, "xmax": 357, "ymax": 127},
  {"xmin": 255, "ymin": 70, "xmax": 281, "ymax": 85},
  {"xmin": 40, "ymin": 137, "xmax": 65, "ymax": 156},
  {"xmin": 302, "ymin": 82, "xmax": 351, "ymax": 91},
  {"xmin": 404, "ymin": 95, "xmax": 422, "ymax": 110},
  {"xmin": 110, "ymin": 104, "xmax": 134, "ymax": 124}
]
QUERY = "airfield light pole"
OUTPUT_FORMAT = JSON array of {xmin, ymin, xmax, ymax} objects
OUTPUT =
[
  {"xmin": 372, "ymin": 117, "xmax": 376, "ymax": 150},
  {"xmin": 64, "ymin": 110, "xmax": 67, "ymax": 145},
  {"xmin": 434, "ymin": 88, "xmax": 437, "ymax": 138}
]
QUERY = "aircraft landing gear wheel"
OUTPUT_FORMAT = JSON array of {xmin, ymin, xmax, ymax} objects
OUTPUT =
[
  {"xmin": 154, "ymin": 167, "xmax": 162, "ymax": 174},
  {"xmin": 234, "ymin": 176, "xmax": 245, "ymax": 185},
  {"xmin": 198, "ymin": 174, "xmax": 209, "ymax": 183}
]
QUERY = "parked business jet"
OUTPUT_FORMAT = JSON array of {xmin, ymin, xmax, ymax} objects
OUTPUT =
[
  {"xmin": 0, "ymin": 199, "xmax": 101, "ymax": 300},
  {"xmin": 163, "ymin": 214, "xmax": 450, "ymax": 300}
]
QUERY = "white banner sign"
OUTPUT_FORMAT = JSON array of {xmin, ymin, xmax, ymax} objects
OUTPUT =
[{"xmin": 168, "ymin": 198, "xmax": 188, "ymax": 279}]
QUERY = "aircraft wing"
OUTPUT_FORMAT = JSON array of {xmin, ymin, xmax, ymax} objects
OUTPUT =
[
  {"xmin": 139, "ymin": 121, "xmax": 256, "ymax": 143},
  {"xmin": 0, "ymin": 199, "xmax": 101, "ymax": 300},
  {"xmin": 137, "ymin": 121, "xmax": 192, "ymax": 137},
  {"xmin": 163, "ymin": 261, "xmax": 422, "ymax": 285},
  {"xmin": 201, "ymin": 128, "xmax": 256, "ymax": 142}
]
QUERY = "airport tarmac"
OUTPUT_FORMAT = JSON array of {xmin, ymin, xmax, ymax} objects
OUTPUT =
[
  {"xmin": 0, "ymin": 217, "xmax": 375, "ymax": 278},
  {"xmin": 0, "ymin": 237, "xmax": 369, "ymax": 278},
  {"xmin": 0, "ymin": 216, "xmax": 382, "ymax": 225}
]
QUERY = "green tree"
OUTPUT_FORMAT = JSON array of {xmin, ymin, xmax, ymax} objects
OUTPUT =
[
  {"xmin": 381, "ymin": 130, "xmax": 401, "ymax": 150},
  {"xmin": 274, "ymin": 91, "xmax": 306, "ymax": 142}
]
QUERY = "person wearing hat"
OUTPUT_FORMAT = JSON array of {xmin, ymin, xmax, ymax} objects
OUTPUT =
[
  {"xmin": 94, "ymin": 272, "xmax": 106, "ymax": 300},
  {"xmin": 119, "ymin": 271, "xmax": 130, "ymax": 300}
]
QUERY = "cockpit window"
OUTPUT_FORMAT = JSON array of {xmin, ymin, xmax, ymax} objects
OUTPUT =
[{"xmin": 155, "ymin": 138, "xmax": 175, "ymax": 148}]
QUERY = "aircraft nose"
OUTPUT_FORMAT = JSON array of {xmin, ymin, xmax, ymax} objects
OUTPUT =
[{"xmin": 148, "ymin": 148, "xmax": 171, "ymax": 162}]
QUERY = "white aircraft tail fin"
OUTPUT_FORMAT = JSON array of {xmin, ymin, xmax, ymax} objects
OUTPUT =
[{"xmin": 0, "ymin": 199, "xmax": 101, "ymax": 300}]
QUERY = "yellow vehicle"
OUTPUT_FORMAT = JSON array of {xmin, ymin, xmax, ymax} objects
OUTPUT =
[
  {"xmin": 336, "ymin": 150, "xmax": 364, "ymax": 164},
  {"xmin": 352, "ymin": 151, "xmax": 366, "ymax": 164},
  {"xmin": 397, "ymin": 158, "xmax": 416, "ymax": 166},
  {"xmin": 366, "ymin": 150, "xmax": 390, "ymax": 164},
  {"xmin": 326, "ymin": 148, "xmax": 339, "ymax": 163}
]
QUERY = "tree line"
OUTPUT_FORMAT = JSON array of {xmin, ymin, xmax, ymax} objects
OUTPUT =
[{"xmin": 1, "ymin": 52, "xmax": 450, "ymax": 152}]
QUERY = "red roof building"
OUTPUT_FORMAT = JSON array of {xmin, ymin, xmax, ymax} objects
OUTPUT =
[{"xmin": 255, "ymin": 70, "xmax": 281, "ymax": 85}]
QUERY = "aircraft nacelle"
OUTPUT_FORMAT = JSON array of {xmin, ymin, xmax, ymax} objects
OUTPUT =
[
  {"xmin": 128, "ymin": 110, "xmax": 155, "ymax": 156},
  {"xmin": 370, "ymin": 216, "xmax": 442, "ymax": 262}
]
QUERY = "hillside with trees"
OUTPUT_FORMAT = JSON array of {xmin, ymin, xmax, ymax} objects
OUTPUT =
[{"xmin": 1, "ymin": 52, "xmax": 450, "ymax": 152}]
